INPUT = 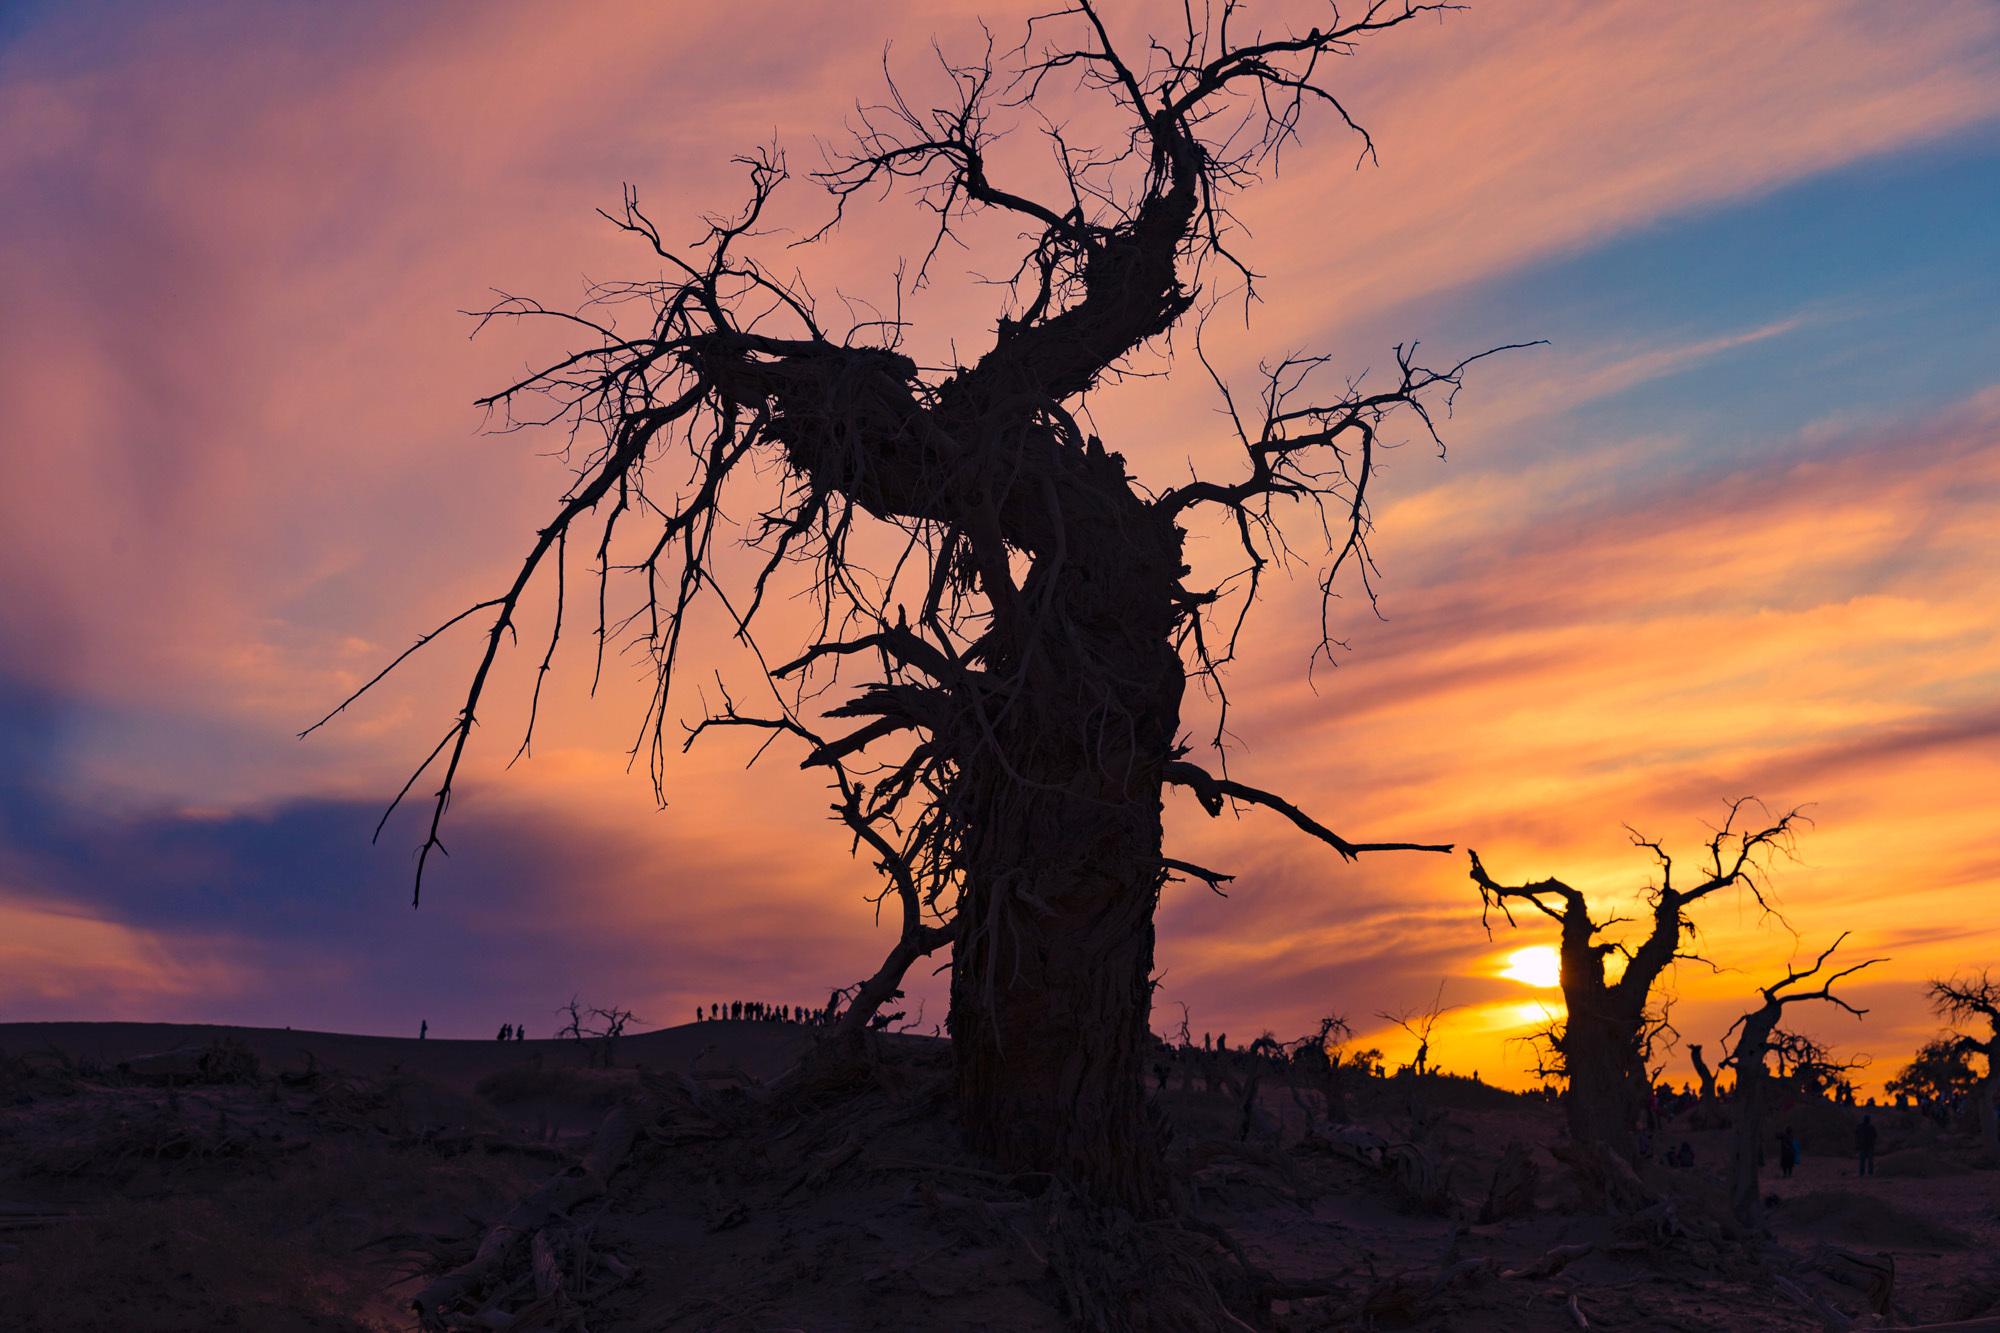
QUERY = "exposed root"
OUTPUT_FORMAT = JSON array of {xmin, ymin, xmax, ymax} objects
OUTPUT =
[
  {"xmin": 411, "ymin": 1100, "xmax": 650, "ymax": 1330},
  {"xmin": 1548, "ymin": 1140, "xmax": 1658, "ymax": 1215}
]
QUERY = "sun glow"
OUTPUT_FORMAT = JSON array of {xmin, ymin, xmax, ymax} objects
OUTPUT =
[{"xmin": 1500, "ymin": 945, "xmax": 1562, "ymax": 989}]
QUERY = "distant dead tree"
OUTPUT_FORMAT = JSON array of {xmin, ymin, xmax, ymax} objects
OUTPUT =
[
  {"xmin": 1720, "ymin": 934, "xmax": 1882, "ymax": 1229},
  {"xmin": 1468, "ymin": 801, "xmax": 1804, "ymax": 1163},
  {"xmin": 1686, "ymin": 1042, "xmax": 1725, "ymax": 1127},
  {"xmin": 311, "ymin": 2, "xmax": 1513, "ymax": 1210},
  {"xmin": 1377, "ymin": 982, "xmax": 1456, "ymax": 1078},
  {"xmin": 1765, "ymin": 1028, "xmax": 1866, "ymax": 1103},
  {"xmin": 1885, "ymin": 1033, "xmax": 1979, "ymax": 1112},
  {"xmin": 1927, "ymin": 970, "xmax": 2000, "ymax": 1158},
  {"xmin": 1284, "ymin": 1012, "xmax": 1373, "ymax": 1126},
  {"xmin": 555, "ymin": 998, "xmax": 638, "ymax": 1068}
]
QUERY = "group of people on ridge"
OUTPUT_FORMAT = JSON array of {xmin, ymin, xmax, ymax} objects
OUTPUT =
[{"xmin": 695, "ymin": 999, "xmax": 837, "ymax": 1026}]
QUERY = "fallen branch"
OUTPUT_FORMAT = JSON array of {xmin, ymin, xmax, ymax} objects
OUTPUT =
[
  {"xmin": 411, "ymin": 1099, "xmax": 648, "ymax": 1328},
  {"xmin": 1501, "ymin": 1242, "xmax": 1593, "ymax": 1281}
]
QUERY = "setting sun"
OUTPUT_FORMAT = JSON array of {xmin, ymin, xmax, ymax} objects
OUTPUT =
[{"xmin": 1500, "ymin": 945, "xmax": 1563, "ymax": 989}]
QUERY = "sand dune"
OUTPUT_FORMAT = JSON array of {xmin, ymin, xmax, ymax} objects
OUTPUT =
[{"xmin": 0, "ymin": 1018, "xmax": 816, "ymax": 1095}]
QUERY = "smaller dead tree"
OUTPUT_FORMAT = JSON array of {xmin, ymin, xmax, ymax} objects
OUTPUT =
[
  {"xmin": 1926, "ymin": 971, "xmax": 2000, "ymax": 1159},
  {"xmin": 1720, "ymin": 934, "xmax": 1883, "ymax": 1229},
  {"xmin": 1284, "ymin": 1014, "xmax": 1371, "ymax": 1127},
  {"xmin": 1885, "ymin": 1034, "xmax": 1978, "ymax": 1114},
  {"xmin": 555, "ymin": 998, "xmax": 639, "ymax": 1068},
  {"xmin": 1687, "ymin": 1042, "xmax": 1725, "ymax": 1127},
  {"xmin": 1469, "ymin": 801, "xmax": 1803, "ymax": 1163},
  {"xmin": 1377, "ymin": 982, "xmax": 1456, "ymax": 1079},
  {"xmin": 1766, "ymin": 1029, "xmax": 1866, "ymax": 1104}
]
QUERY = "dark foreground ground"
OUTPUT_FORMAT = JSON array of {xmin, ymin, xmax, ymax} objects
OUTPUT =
[{"xmin": 2, "ymin": 1021, "xmax": 1996, "ymax": 1331}]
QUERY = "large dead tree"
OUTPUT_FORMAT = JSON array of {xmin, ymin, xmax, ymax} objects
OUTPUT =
[
  {"xmin": 313, "ymin": 3, "xmax": 1514, "ymax": 1209},
  {"xmin": 1467, "ymin": 802, "xmax": 1803, "ymax": 1162},
  {"xmin": 1720, "ymin": 935, "xmax": 1881, "ymax": 1229},
  {"xmin": 1928, "ymin": 970, "xmax": 2000, "ymax": 1158}
]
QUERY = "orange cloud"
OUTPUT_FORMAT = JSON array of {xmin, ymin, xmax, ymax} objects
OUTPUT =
[
  {"xmin": 1151, "ymin": 390, "xmax": 2000, "ymax": 1087},
  {"xmin": 0, "ymin": 891, "xmax": 245, "ymax": 1016}
]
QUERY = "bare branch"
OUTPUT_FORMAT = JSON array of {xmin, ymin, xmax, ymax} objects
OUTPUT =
[{"xmin": 1166, "ymin": 759, "xmax": 1452, "ymax": 861}]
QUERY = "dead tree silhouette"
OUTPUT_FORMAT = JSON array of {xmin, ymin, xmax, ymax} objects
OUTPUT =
[
  {"xmin": 1765, "ymin": 1028, "xmax": 1867, "ymax": 1103},
  {"xmin": 1886, "ymin": 1033, "xmax": 1979, "ymax": 1112},
  {"xmin": 1377, "ymin": 981, "xmax": 1455, "ymax": 1078},
  {"xmin": 555, "ymin": 998, "xmax": 637, "ymax": 1068},
  {"xmin": 309, "ymin": 1, "xmax": 1520, "ymax": 1209},
  {"xmin": 1687, "ymin": 1041, "xmax": 1725, "ymax": 1127},
  {"xmin": 1720, "ymin": 934, "xmax": 1882, "ymax": 1228},
  {"xmin": 1468, "ymin": 801, "xmax": 1804, "ymax": 1165},
  {"xmin": 1927, "ymin": 970, "xmax": 2000, "ymax": 1158},
  {"xmin": 1285, "ymin": 1012, "xmax": 1369, "ymax": 1126}
]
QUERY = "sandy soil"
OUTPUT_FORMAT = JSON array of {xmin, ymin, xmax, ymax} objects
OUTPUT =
[
  {"xmin": 0, "ymin": 1020, "xmax": 812, "ymax": 1098},
  {"xmin": 1, "ymin": 1022, "xmax": 1995, "ymax": 1331}
]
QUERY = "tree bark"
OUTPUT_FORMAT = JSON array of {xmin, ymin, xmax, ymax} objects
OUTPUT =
[
  {"xmin": 1561, "ymin": 1015, "xmax": 1643, "ymax": 1163},
  {"xmin": 1729, "ymin": 1012, "xmax": 1781, "ymax": 1229},
  {"xmin": 948, "ymin": 501, "xmax": 1185, "ymax": 1211},
  {"xmin": 1976, "ymin": 1058, "xmax": 2000, "ymax": 1160},
  {"xmin": 1689, "ymin": 1044, "xmax": 1718, "ymax": 1107},
  {"xmin": 1553, "ymin": 922, "xmax": 1649, "ymax": 1164},
  {"xmin": 1730, "ymin": 1065, "xmax": 1769, "ymax": 1229}
]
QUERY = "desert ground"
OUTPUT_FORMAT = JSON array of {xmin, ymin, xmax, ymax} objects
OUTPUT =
[{"xmin": 2, "ymin": 1020, "xmax": 1996, "ymax": 1331}]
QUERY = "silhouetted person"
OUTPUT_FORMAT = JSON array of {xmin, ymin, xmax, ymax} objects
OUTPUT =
[
  {"xmin": 1675, "ymin": 1141, "xmax": 1694, "ymax": 1170},
  {"xmin": 1778, "ymin": 1126, "xmax": 1799, "ymax": 1178},
  {"xmin": 1855, "ymin": 1114, "xmax": 1878, "ymax": 1176},
  {"xmin": 420, "ymin": 1019, "xmax": 428, "ymax": 1040},
  {"xmin": 515, "ymin": 1025, "xmax": 526, "ymax": 1041},
  {"xmin": 498, "ymin": 1023, "xmax": 512, "ymax": 1042}
]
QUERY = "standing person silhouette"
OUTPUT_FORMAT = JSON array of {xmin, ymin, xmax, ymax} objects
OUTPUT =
[
  {"xmin": 1778, "ymin": 1126, "xmax": 1799, "ymax": 1179},
  {"xmin": 1854, "ymin": 1114, "xmax": 1878, "ymax": 1176},
  {"xmin": 420, "ymin": 1019, "xmax": 428, "ymax": 1040},
  {"xmin": 498, "ymin": 1023, "xmax": 512, "ymax": 1042}
]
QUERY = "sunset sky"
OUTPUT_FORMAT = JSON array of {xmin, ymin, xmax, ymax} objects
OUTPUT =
[{"xmin": 2, "ymin": 1, "xmax": 1996, "ymax": 1091}]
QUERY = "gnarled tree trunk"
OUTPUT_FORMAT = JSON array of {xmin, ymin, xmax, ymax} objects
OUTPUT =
[
  {"xmin": 1559, "ymin": 1001, "xmax": 1645, "ymax": 1162},
  {"xmin": 951, "ymin": 503, "xmax": 1185, "ymax": 1208},
  {"xmin": 1974, "ymin": 1057, "xmax": 2000, "ymax": 1160},
  {"xmin": 1726, "ymin": 937, "xmax": 1881, "ymax": 1229},
  {"xmin": 1728, "ymin": 1023, "xmax": 1776, "ymax": 1229},
  {"xmin": 1688, "ymin": 1042, "xmax": 1725, "ymax": 1129}
]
